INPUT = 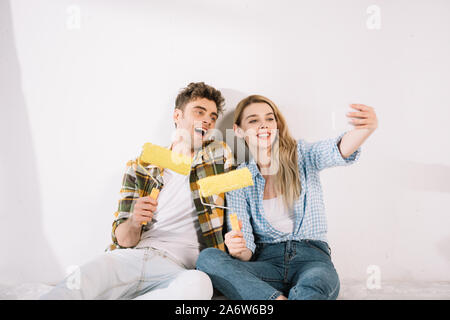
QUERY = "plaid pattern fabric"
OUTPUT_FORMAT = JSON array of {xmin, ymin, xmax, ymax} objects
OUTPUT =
[
  {"xmin": 225, "ymin": 132, "xmax": 361, "ymax": 253},
  {"xmin": 107, "ymin": 139, "xmax": 235, "ymax": 252}
]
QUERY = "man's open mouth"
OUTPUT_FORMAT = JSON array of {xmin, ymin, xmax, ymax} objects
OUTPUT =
[{"xmin": 194, "ymin": 127, "xmax": 208, "ymax": 137}]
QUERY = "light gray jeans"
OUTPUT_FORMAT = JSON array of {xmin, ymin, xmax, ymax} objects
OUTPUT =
[{"xmin": 40, "ymin": 247, "xmax": 213, "ymax": 300}]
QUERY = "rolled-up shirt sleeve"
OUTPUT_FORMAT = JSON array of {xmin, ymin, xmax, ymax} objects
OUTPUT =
[
  {"xmin": 301, "ymin": 131, "xmax": 361, "ymax": 171},
  {"xmin": 225, "ymin": 187, "xmax": 256, "ymax": 254},
  {"xmin": 110, "ymin": 161, "xmax": 140, "ymax": 249}
]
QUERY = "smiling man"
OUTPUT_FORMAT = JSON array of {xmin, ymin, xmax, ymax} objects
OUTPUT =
[{"xmin": 41, "ymin": 82, "xmax": 235, "ymax": 300}]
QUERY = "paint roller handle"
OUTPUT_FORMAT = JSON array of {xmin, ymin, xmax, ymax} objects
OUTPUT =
[
  {"xmin": 224, "ymin": 228, "xmax": 252, "ymax": 261},
  {"xmin": 229, "ymin": 213, "xmax": 241, "ymax": 232},
  {"xmin": 140, "ymin": 188, "xmax": 160, "ymax": 226},
  {"xmin": 129, "ymin": 189, "xmax": 159, "ymax": 227},
  {"xmin": 225, "ymin": 213, "xmax": 252, "ymax": 261}
]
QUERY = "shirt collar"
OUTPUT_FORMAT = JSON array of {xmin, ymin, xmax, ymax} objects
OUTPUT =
[{"xmin": 247, "ymin": 157, "xmax": 261, "ymax": 179}]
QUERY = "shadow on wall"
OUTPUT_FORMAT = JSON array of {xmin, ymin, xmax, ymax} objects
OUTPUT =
[
  {"xmin": 397, "ymin": 160, "xmax": 450, "ymax": 266},
  {"xmin": 396, "ymin": 161, "xmax": 450, "ymax": 194},
  {"xmin": 327, "ymin": 157, "xmax": 450, "ymax": 281},
  {"xmin": 0, "ymin": 0, "xmax": 63, "ymax": 286},
  {"xmin": 216, "ymin": 88, "xmax": 251, "ymax": 166}
]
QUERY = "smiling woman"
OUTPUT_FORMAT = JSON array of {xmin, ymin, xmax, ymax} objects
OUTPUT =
[
  {"xmin": 196, "ymin": 94, "xmax": 375, "ymax": 300},
  {"xmin": 233, "ymin": 95, "xmax": 301, "ymax": 210}
]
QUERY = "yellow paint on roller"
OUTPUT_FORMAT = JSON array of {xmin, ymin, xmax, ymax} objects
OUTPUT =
[
  {"xmin": 229, "ymin": 213, "xmax": 240, "ymax": 231},
  {"xmin": 139, "ymin": 143, "xmax": 192, "ymax": 176},
  {"xmin": 196, "ymin": 168, "xmax": 254, "ymax": 198},
  {"xmin": 138, "ymin": 142, "xmax": 190, "ymax": 226}
]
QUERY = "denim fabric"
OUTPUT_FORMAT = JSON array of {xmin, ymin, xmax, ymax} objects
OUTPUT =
[
  {"xmin": 40, "ymin": 247, "xmax": 213, "ymax": 300},
  {"xmin": 196, "ymin": 240, "xmax": 340, "ymax": 300}
]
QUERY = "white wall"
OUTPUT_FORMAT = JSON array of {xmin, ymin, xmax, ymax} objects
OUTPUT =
[{"xmin": 1, "ymin": 0, "xmax": 449, "ymax": 286}]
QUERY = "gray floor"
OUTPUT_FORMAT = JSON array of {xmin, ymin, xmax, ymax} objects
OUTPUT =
[
  {"xmin": 1, "ymin": 280, "xmax": 449, "ymax": 300},
  {"xmin": 337, "ymin": 280, "xmax": 450, "ymax": 300}
]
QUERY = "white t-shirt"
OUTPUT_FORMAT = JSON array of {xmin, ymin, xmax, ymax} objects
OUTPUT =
[
  {"xmin": 262, "ymin": 196, "xmax": 295, "ymax": 234},
  {"xmin": 136, "ymin": 169, "xmax": 204, "ymax": 269}
]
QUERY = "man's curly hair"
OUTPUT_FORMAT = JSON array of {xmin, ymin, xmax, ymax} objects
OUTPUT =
[{"xmin": 175, "ymin": 82, "xmax": 225, "ymax": 115}]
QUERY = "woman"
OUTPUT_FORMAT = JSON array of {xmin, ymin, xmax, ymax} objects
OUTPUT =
[{"xmin": 196, "ymin": 95, "xmax": 378, "ymax": 300}]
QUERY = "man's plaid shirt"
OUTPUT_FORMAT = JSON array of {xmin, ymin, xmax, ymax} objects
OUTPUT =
[{"xmin": 107, "ymin": 139, "xmax": 235, "ymax": 252}]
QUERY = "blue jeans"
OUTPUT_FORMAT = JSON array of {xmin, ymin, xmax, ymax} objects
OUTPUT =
[{"xmin": 196, "ymin": 239, "xmax": 340, "ymax": 300}]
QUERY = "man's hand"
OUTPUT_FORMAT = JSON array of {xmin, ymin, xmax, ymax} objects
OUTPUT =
[
  {"xmin": 114, "ymin": 196, "xmax": 157, "ymax": 248},
  {"xmin": 130, "ymin": 196, "xmax": 158, "ymax": 227},
  {"xmin": 224, "ymin": 229, "xmax": 252, "ymax": 261}
]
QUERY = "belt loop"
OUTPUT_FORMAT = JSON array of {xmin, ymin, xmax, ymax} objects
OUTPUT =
[{"xmin": 287, "ymin": 239, "xmax": 294, "ymax": 254}]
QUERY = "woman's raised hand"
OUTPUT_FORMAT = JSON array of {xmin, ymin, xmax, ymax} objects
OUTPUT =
[{"xmin": 347, "ymin": 104, "xmax": 378, "ymax": 131}]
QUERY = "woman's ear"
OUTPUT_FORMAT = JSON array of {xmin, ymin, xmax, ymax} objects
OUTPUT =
[{"xmin": 234, "ymin": 124, "xmax": 244, "ymax": 139}]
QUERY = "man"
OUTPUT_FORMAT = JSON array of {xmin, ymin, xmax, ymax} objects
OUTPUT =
[{"xmin": 41, "ymin": 82, "xmax": 235, "ymax": 299}]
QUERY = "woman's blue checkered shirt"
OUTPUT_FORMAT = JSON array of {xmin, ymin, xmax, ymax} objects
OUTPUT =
[{"xmin": 225, "ymin": 132, "xmax": 361, "ymax": 253}]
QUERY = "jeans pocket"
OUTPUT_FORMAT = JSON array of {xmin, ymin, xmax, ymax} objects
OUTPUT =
[{"xmin": 305, "ymin": 240, "xmax": 331, "ymax": 257}]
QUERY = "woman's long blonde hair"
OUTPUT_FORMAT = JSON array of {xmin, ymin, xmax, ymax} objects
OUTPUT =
[{"xmin": 234, "ymin": 95, "xmax": 301, "ymax": 210}]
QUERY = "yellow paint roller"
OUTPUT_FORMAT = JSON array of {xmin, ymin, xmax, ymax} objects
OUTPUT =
[
  {"xmin": 137, "ymin": 142, "xmax": 193, "ymax": 225},
  {"xmin": 197, "ymin": 168, "xmax": 254, "ymax": 231},
  {"xmin": 139, "ymin": 142, "xmax": 192, "ymax": 175},
  {"xmin": 196, "ymin": 168, "xmax": 253, "ymax": 197}
]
